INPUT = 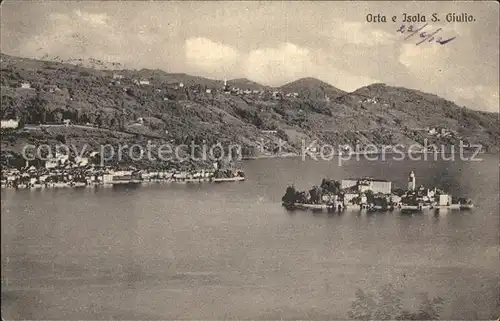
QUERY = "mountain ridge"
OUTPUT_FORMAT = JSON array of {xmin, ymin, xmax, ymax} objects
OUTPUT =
[{"xmin": 2, "ymin": 53, "xmax": 496, "ymax": 112}]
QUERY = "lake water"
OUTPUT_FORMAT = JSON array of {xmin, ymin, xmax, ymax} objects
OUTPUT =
[{"xmin": 1, "ymin": 156, "xmax": 499, "ymax": 319}]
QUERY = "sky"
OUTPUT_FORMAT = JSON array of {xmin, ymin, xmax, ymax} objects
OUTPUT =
[{"xmin": 1, "ymin": 1, "xmax": 498, "ymax": 112}]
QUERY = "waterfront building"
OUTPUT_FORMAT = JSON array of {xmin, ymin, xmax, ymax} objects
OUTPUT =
[
  {"xmin": 439, "ymin": 194, "xmax": 452, "ymax": 206},
  {"xmin": 103, "ymin": 170, "xmax": 139, "ymax": 184}
]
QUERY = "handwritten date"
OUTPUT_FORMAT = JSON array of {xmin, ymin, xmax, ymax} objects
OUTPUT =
[{"xmin": 397, "ymin": 24, "xmax": 456, "ymax": 46}]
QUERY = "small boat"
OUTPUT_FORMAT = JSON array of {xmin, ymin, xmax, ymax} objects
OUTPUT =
[
  {"xmin": 213, "ymin": 176, "xmax": 245, "ymax": 183},
  {"xmin": 460, "ymin": 203, "xmax": 474, "ymax": 210}
]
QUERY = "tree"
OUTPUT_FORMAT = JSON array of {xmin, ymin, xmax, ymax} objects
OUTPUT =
[
  {"xmin": 348, "ymin": 284, "xmax": 445, "ymax": 320},
  {"xmin": 54, "ymin": 111, "xmax": 63, "ymax": 124},
  {"xmin": 393, "ymin": 188, "xmax": 406, "ymax": 197},
  {"xmin": 308, "ymin": 185, "xmax": 322, "ymax": 204},
  {"xmin": 56, "ymin": 134, "xmax": 66, "ymax": 144},
  {"xmin": 413, "ymin": 293, "xmax": 445, "ymax": 319},
  {"xmin": 373, "ymin": 284, "xmax": 403, "ymax": 319},
  {"xmin": 320, "ymin": 178, "xmax": 341, "ymax": 195},
  {"xmin": 294, "ymin": 191, "xmax": 309, "ymax": 204},
  {"xmin": 373, "ymin": 195, "xmax": 389, "ymax": 209},
  {"xmin": 276, "ymin": 128, "xmax": 288, "ymax": 142},
  {"xmin": 365, "ymin": 190, "xmax": 375, "ymax": 204},
  {"xmin": 95, "ymin": 114, "xmax": 102, "ymax": 127},
  {"xmin": 347, "ymin": 289, "xmax": 377, "ymax": 320},
  {"xmin": 282, "ymin": 186, "xmax": 297, "ymax": 204}
]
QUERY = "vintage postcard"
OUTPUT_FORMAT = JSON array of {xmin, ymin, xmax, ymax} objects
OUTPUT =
[{"xmin": 1, "ymin": 1, "xmax": 498, "ymax": 320}]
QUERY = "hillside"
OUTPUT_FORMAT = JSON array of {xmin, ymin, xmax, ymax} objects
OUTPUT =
[
  {"xmin": 280, "ymin": 77, "xmax": 346, "ymax": 100},
  {"xmin": 228, "ymin": 78, "xmax": 270, "ymax": 91},
  {"xmin": 1, "ymin": 53, "xmax": 498, "ymax": 168}
]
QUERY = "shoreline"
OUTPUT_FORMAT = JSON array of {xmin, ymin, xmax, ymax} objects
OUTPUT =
[
  {"xmin": 1, "ymin": 167, "xmax": 246, "ymax": 190},
  {"xmin": 284, "ymin": 202, "xmax": 474, "ymax": 212},
  {"xmin": 1, "ymin": 176, "xmax": 246, "ymax": 190}
]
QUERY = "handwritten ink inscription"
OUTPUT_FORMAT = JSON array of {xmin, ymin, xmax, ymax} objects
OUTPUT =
[
  {"xmin": 396, "ymin": 24, "xmax": 456, "ymax": 46},
  {"xmin": 363, "ymin": 12, "xmax": 472, "ymax": 45}
]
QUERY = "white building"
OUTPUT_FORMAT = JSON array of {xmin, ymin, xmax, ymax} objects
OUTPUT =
[
  {"xmin": 438, "ymin": 194, "xmax": 452, "ymax": 206},
  {"xmin": 113, "ymin": 74, "xmax": 124, "ymax": 80},
  {"xmin": 103, "ymin": 170, "xmax": 135, "ymax": 184},
  {"xmin": 341, "ymin": 178, "xmax": 392, "ymax": 195},
  {"xmin": 20, "ymin": 82, "xmax": 31, "ymax": 89},
  {"xmin": 45, "ymin": 151, "xmax": 69, "ymax": 169},
  {"xmin": 134, "ymin": 79, "xmax": 150, "ymax": 85},
  {"xmin": 408, "ymin": 171, "xmax": 416, "ymax": 191},
  {"xmin": 0, "ymin": 119, "xmax": 19, "ymax": 129},
  {"xmin": 45, "ymin": 159, "xmax": 58, "ymax": 169},
  {"xmin": 75, "ymin": 157, "xmax": 89, "ymax": 166}
]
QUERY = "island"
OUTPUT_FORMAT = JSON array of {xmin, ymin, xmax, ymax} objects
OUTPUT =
[{"xmin": 281, "ymin": 171, "xmax": 473, "ymax": 213}]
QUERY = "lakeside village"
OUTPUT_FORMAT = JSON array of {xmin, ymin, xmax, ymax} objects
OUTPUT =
[
  {"xmin": 282, "ymin": 171, "xmax": 474, "ymax": 213},
  {"xmin": 0, "ymin": 152, "xmax": 245, "ymax": 189}
]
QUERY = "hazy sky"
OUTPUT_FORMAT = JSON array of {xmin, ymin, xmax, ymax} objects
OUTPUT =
[{"xmin": 1, "ymin": 1, "xmax": 498, "ymax": 112}]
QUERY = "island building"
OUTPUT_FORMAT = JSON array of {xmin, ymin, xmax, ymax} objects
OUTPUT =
[
  {"xmin": 408, "ymin": 171, "xmax": 416, "ymax": 191},
  {"xmin": 438, "ymin": 194, "xmax": 452, "ymax": 206},
  {"xmin": 341, "ymin": 177, "xmax": 392, "ymax": 194}
]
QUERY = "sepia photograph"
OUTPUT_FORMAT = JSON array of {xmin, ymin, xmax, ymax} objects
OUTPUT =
[{"xmin": 0, "ymin": 1, "xmax": 499, "ymax": 319}]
